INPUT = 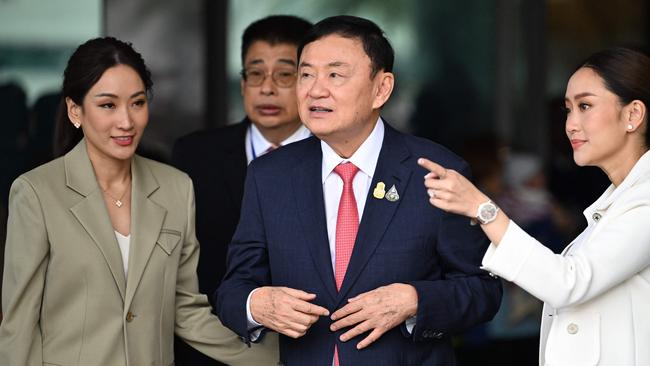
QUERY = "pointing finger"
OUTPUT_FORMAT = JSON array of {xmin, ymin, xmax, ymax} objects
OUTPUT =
[{"xmin": 417, "ymin": 158, "xmax": 447, "ymax": 179}]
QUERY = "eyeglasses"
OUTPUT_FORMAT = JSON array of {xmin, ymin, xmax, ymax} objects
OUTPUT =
[{"xmin": 241, "ymin": 68, "xmax": 297, "ymax": 88}]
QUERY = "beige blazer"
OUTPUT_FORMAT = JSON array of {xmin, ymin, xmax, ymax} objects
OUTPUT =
[
  {"xmin": 0, "ymin": 140, "xmax": 278, "ymax": 366},
  {"xmin": 482, "ymin": 151, "xmax": 650, "ymax": 366}
]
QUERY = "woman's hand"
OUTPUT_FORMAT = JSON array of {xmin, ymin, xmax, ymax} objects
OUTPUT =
[
  {"xmin": 417, "ymin": 158, "xmax": 489, "ymax": 218},
  {"xmin": 418, "ymin": 158, "xmax": 511, "ymax": 245}
]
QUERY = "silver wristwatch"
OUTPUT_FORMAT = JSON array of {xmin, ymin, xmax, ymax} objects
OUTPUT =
[{"xmin": 473, "ymin": 200, "xmax": 499, "ymax": 225}]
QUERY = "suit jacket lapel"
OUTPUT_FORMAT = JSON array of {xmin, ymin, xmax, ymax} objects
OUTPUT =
[
  {"xmin": 66, "ymin": 140, "xmax": 127, "ymax": 301},
  {"xmin": 125, "ymin": 155, "xmax": 166, "ymax": 310},
  {"xmin": 293, "ymin": 138, "xmax": 338, "ymax": 302},
  {"xmin": 337, "ymin": 125, "xmax": 412, "ymax": 304}
]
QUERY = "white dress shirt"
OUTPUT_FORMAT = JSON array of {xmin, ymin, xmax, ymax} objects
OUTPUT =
[
  {"xmin": 245, "ymin": 123, "xmax": 312, "ymax": 164},
  {"xmin": 114, "ymin": 231, "xmax": 130, "ymax": 276}
]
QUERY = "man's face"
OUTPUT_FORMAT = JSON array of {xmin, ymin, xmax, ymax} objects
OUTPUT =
[
  {"xmin": 296, "ymin": 34, "xmax": 391, "ymax": 145},
  {"xmin": 241, "ymin": 41, "xmax": 300, "ymax": 130}
]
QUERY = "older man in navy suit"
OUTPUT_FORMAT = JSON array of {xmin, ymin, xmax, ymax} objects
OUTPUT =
[{"xmin": 217, "ymin": 15, "xmax": 502, "ymax": 365}]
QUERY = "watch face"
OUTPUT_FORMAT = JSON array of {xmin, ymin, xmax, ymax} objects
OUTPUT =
[{"xmin": 479, "ymin": 202, "xmax": 498, "ymax": 222}]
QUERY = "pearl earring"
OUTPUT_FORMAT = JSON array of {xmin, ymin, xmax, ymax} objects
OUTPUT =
[
  {"xmin": 627, "ymin": 124, "xmax": 634, "ymax": 130},
  {"xmin": 73, "ymin": 122, "xmax": 81, "ymax": 129}
]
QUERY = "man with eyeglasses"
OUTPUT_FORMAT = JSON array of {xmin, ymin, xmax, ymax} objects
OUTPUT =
[{"xmin": 171, "ymin": 15, "xmax": 313, "ymax": 366}]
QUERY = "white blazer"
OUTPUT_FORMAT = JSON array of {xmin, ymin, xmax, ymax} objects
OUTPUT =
[{"xmin": 482, "ymin": 151, "xmax": 650, "ymax": 366}]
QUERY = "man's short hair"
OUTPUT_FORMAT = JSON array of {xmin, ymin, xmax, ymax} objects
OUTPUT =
[
  {"xmin": 241, "ymin": 15, "xmax": 313, "ymax": 65},
  {"xmin": 297, "ymin": 15, "xmax": 394, "ymax": 78}
]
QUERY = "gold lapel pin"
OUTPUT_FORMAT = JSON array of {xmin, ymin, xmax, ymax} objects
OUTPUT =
[
  {"xmin": 385, "ymin": 185, "xmax": 399, "ymax": 202},
  {"xmin": 373, "ymin": 182, "xmax": 386, "ymax": 199}
]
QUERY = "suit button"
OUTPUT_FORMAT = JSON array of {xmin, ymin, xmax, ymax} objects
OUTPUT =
[
  {"xmin": 567, "ymin": 323, "xmax": 578, "ymax": 334},
  {"xmin": 126, "ymin": 311, "xmax": 135, "ymax": 322}
]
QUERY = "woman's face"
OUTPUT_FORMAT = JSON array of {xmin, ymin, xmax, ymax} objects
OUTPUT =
[
  {"xmin": 564, "ymin": 67, "xmax": 630, "ymax": 167},
  {"xmin": 68, "ymin": 64, "xmax": 148, "ymax": 163}
]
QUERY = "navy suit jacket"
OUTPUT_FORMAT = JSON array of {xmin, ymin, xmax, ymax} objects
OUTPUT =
[
  {"xmin": 172, "ymin": 119, "xmax": 249, "ymax": 300},
  {"xmin": 216, "ymin": 123, "xmax": 502, "ymax": 366}
]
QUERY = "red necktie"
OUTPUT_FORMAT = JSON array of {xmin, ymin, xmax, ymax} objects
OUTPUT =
[{"xmin": 333, "ymin": 162, "xmax": 359, "ymax": 366}]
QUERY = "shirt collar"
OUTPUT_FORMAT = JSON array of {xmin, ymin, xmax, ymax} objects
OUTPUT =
[
  {"xmin": 321, "ymin": 117, "xmax": 385, "ymax": 183},
  {"xmin": 250, "ymin": 123, "xmax": 311, "ymax": 157},
  {"xmin": 282, "ymin": 124, "xmax": 312, "ymax": 145}
]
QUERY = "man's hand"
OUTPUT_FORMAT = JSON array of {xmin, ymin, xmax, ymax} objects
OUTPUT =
[
  {"xmin": 330, "ymin": 283, "xmax": 418, "ymax": 349},
  {"xmin": 250, "ymin": 286, "xmax": 330, "ymax": 338}
]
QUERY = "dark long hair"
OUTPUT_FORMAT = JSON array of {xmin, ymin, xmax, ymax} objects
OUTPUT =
[
  {"xmin": 53, "ymin": 37, "xmax": 153, "ymax": 157},
  {"xmin": 580, "ymin": 47, "xmax": 650, "ymax": 148}
]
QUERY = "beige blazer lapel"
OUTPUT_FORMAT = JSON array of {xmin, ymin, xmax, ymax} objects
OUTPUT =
[
  {"xmin": 65, "ymin": 140, "xmax": 127, "ymax": 300},
  {"xmin": 124, "ymin": 155, "xmax": 166, "ymax": 310}
]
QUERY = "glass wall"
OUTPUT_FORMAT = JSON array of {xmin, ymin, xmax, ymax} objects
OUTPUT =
[
  {"xmin": 0, "ymin": 0, "xmax": 101, "ymax": 103},
  {"xmin": 0, "ymin": 0, "xmax": 101, "ymax": 305}
]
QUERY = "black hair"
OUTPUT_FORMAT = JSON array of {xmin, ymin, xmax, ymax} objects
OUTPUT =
[
  {"xmin": 297, "ymin": 15, "xmax": 394, "ymax": 78},
  {"xmin": 53, "ymin": 37, "xmax": 153, "ymax": 156},
  {"xmin": 241, "ymin": 15, "xmax": 313, "ymax": 65},
  {"xmin": 580, "ymin": 47, "xmax": 650, "ymax": 147}
]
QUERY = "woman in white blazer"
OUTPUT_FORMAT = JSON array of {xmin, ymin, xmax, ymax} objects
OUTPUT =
[
  {"xmin": 418, "ymin": 47, "xmax": 650, "ymax": 366},
  {"xmin": 0, "ymin": 37, "xmax": 277, "ymax": 365}
]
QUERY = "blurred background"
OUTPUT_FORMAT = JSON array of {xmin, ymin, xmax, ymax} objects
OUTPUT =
[{"xmin": 1, "ymin": 0, "xmax": 647, "ymax": 364}]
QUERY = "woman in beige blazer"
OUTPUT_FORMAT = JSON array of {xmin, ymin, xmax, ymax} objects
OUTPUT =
[
  {"xmin": 419, "ymin": 47, "xmax": 650, "ymax": 365},
  {"xmin": 0, "ymin": 37, "xmax": 277, "ymax": 366}
]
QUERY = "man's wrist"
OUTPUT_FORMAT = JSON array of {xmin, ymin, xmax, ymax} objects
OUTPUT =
[
  {"xmin": 400, "ymin": 283, "xmax": 419, "ymax": 317},
  {"xmin": 246, "ymin": 288, "xmax": 263, "ymax": 329}
]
